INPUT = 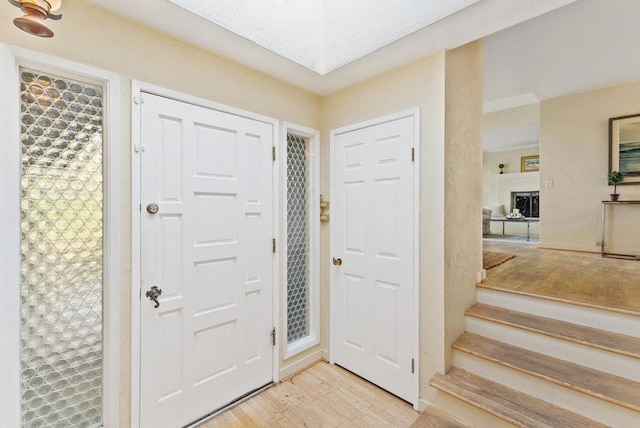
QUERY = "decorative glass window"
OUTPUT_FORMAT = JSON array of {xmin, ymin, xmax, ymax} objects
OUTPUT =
[
  {"xmin": 19, "ymin": 68, "xmax": 104, "ymax": 427},
  {"xmin": 285, "ymin": 128, "xmax": 319, "ymax": 356}
]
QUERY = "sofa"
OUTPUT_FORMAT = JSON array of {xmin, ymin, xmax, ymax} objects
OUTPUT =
[{"xmin": 482, "ymin": 208, "xmax": 491, "ymax": 235}]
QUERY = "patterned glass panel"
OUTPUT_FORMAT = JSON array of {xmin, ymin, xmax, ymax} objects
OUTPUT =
[
  {"xmin": 286, "ymin": 133, "xmax": 311, "ymax": 343},
  {"xmin": 20, "ymin": 69, "xmax": 103, "ymax": 428}
]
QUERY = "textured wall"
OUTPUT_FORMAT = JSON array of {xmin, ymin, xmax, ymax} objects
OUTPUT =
[
  {"xmin": 541, "ymin": 81, "xmax": 640, "ymax": 253},
  {"xmin": 0, "ymin": 2, "xmax": 320, "ymax": 426},
  {"xmin": 443, "ymin": 40, "xmax": 484, "ymax": 372}
]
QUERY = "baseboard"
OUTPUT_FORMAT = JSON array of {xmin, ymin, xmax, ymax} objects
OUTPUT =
[
  {"xmin": 537, "ymin": 241, "xmax": 599, "ymax": 254},
  {"xmin": 278, "ymin": 348, "xmax": 324, "ymax": 380},
  {"xmin": 478, "ymin": 269, "xmax": 487, "ymax": 282},
  {"xmin": 322, "ymin": 349, "xmax": 330, "ymax": 362},
  {"xmin": 418, "ymin": 398, "xmax": 432, "ymax": 412}
]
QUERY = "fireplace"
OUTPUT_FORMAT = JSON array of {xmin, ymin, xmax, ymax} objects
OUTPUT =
[{"xmin": 511, "ymin": 191, "xmax": 539, "ymax": 218}]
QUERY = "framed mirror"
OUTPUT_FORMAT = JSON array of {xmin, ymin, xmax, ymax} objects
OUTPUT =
[{"xmin": 609, "ymin": 113, "xmax": 640, "ymax": 184}]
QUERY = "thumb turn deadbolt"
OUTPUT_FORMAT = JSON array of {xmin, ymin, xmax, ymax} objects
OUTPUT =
[{"xmin": 332, "ymin": 257, "xmax": 343, "ymax": 266}]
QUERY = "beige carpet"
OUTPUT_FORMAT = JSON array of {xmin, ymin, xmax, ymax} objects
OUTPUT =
[{"xmin": 483, "ymin": 251, "xmax": 515, "ymax": 269}]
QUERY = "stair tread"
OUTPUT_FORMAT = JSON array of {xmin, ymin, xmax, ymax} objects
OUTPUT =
[
  {"xmin": 411, "ymin": 405, "xmax": 470, "ymax": 428},
  {"xmin": 453, "ymin": 332, "xmax": 640, "ymax": 412},
  {"xmin": 430, "ymin": 367, "xmax": 607, "ymax": 428},
  {"xmin": 467, "ymin": 303, "xmax": 640, "ymax": 359}
]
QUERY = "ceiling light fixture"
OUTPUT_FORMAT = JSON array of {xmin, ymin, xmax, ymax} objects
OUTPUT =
[{"xmin": 7, "ymin": 0, "xmax": 62, "ymax": 38}]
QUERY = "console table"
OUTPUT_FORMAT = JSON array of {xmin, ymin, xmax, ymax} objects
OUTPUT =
[
  {"xmin": 489, "ymin": 218, "xmax": 540, "ymax": 241},
  {"xmin": 601, "ymin": 200, "xmax": 640, "ymax": 259}
]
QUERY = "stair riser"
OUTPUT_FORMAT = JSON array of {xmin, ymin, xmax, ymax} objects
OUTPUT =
[
  {"xmin": 433, "ymin": 391, "xmax": 514, "ymax": 428},
  {"xmin": 466, "ymin": 317, "xmax": 640, "ymax": 382},
  {"xmin": 477, "ymin": 288, "xmax": 639, "ymax": 338},
  {"xmin": 453, "ymin": 351, "xmax": 640, "ymax": 427}
]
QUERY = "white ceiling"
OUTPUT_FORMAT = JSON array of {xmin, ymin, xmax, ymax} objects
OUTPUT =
[
  {"xmin": 85, "ymin": 0, "xmax": 640, "ymax": 152},
  {"xmin": 482, "ymin": 0, "xmax": 640, "ymax": 152},
  {"xmin": 484, "ymin": 0, "xmax": 640, "ymax": 104},
  {"xmin": 86, "ymin": 0, "xmax": 576, "ymax": 95},
  {"xmin": 165, "ymin": 0, "xmax": 479, "ymax": 74}
]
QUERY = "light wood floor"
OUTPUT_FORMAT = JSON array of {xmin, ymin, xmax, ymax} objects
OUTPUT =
[
  {"xmin": 197, "ymin": 362, "xmax": 419, "ymax": 427},
  {"xmin": 482, "ymin": 240, "xmax": 640, "ymax": 315}
]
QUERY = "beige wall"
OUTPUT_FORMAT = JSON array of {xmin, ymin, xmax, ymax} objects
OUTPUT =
[
  {"xmin": 541, "ymin": 80, "xmax": 640, "ymax": 254},
  {"xmin": 1, "ymin": 2, "xmax": 320, "ymax": 426},
  {"xmin": 483, "ymin": 147, "xmax": 540, "ymax": 179},
  {"xmin": 443, "ymin": 40, "xmax": 483, "ymax": 374},
  {"xmin": 484, "ymin": 103, "xmax": 540, "ymax": 131}
]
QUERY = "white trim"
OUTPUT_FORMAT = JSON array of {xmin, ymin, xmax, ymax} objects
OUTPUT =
[
  {"xmin": 130, "ymin": 81, "xmax": 143, "ymax": 428},
  {"xmin": 0, "ymin": 44, "xmax": 121, "ymax": 428},
  {"xmin": 279, "ymin": 348, "xmax": 324, "ymax": 380},
  {"xmin": 411, "ymin": 108, "xmax": 421, "ymax": 411},
  {"xmin": 130, "ymin": 81, "xmax": 280, "ymax": 427},
  {"xmin": 0, "ymin": 44, "xmax": 22, "ymax": 428},
  {"xmin": 281, "ymin": 123, "xmax": 321, "ymax": 360},
  {"xmin": 329, "ymin": 108, "xmax": 421, "ymax": 408},
  {"xmin": 272, "ymin": 120, "xmax": 281, "ymax": 385}
]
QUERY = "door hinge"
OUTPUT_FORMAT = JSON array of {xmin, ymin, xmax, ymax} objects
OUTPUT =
[
  {"xmin": 411, "ymin": 147, "xmax": 415, "ymax": 162},
  {"xmin": 411, "ymin": 358, "xmax": 415, "ymax": 374},
  {"xmin": 272, "ymin": 238, "xmax": 276, "ymax": 253},
  {"xmin": 272, "ymin": 146, "xmax": 276, "ymax": 161},
  {"xmin": 270, "ymin": 327, "xmax": 276, "ymax": 346}
]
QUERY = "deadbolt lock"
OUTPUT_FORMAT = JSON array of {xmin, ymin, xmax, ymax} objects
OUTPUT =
[
  {"xmin": 146, "ymin": 203, "xmax": 159, "ymax": 214},
  {"xmin": 332, "ymin": 257, "xmax": 343, "ymax": 266}
]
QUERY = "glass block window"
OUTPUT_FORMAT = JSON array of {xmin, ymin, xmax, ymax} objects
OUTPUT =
[
  {"xmin": 287, "ymin": 133, "xmax": 311, "ymax": 343},
  {"xmin": 20, "ymin": 68, "xmax": 104, "ymax": 428}
]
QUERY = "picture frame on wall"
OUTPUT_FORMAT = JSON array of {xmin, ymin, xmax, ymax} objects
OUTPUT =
[
  {"xmin": 520, "ymin": 155, "xmax": 539, "ymax": 172},
  {"xmin": 609, "ymin": 113, "xmax": 640, "ymax": 184}
]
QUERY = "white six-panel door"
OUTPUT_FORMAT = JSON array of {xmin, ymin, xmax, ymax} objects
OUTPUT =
[
  {"xmin": 332, "ymin": 115, "xmax": 416, "ymax": 402},
  {"xmin": 139, "ymin": 93, "xmax": 274, "ymax": 428}
]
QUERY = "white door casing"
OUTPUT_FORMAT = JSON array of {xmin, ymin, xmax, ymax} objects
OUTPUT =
[
  {"xmin": 139, "ymin": 93, "xmax": 274, "ymax": 427},
  {"xmin": 331, "ymin": 112, "xmax": 418, "ymax": 403}
]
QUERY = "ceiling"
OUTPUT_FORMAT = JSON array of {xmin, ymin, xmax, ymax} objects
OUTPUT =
[
  {"xmin": 86, "ymin": 0, "xmax": 576, "ymax": 96},
  {"xmin": 482, "ymin": 0, "xmax": 640, "ymax": 152},
  {"xmin": 83, "ymin": 0, "xmax": 640, "ymax": 152},
  {"xmin": 164, "ymin": 0, "xmax": 479, "ymax": 75}
]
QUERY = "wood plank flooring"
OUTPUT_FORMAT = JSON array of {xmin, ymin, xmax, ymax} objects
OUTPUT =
[
  {"xmin": 197, "ymin": 362, "xmax": 419, "ymax": 427},
  {"xmin": 481, "ymin": 241, "xmax": 640, "ymax": 316}
]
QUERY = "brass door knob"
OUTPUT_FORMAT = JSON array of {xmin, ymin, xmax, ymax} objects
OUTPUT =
[{"xmin": 332, "ymin": 257, "xmax": 343, "ymax": 266}]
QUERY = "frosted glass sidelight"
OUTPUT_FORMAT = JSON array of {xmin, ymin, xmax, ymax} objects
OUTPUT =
[
  {"xmin": 286, "ymin": 133, "xmax": 311, "ymax": 343},
  {"xmin": 20, "ymin": 69, "xmax": 104, "ymax": 428}
]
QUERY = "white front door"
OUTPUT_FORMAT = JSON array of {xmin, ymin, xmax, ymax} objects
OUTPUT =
[
  {"xmin": 139, "ymin": 93, "xmax": 274, "ymax": 428},
  {"xmin": 332, "ymin": 114, "xmax": 416, "ymax": 402}
]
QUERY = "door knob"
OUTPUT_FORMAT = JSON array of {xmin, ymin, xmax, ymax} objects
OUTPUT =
[
  {"xmin": 146, "ymin": 203, "xmax": 159, "ymax": 214},
  {"xmin": 145, "ymin": 286, "xmax": 162, "ymax": 308},
  {"xmin": 332, "ymin": 257, "xmax": 343, "ymax": 266}
]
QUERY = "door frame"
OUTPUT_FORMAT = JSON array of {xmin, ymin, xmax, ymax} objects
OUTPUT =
[
  {"xmin": 329, "ymin": 108, "xmax": 420, "ymax": 409},
  {"xmin": 0, "ymin": 44, "xmax": 121, "ymax": 427},
  {"xmin": 130, "ymin": 81, "xmax": 280, "ymax": 427}
]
